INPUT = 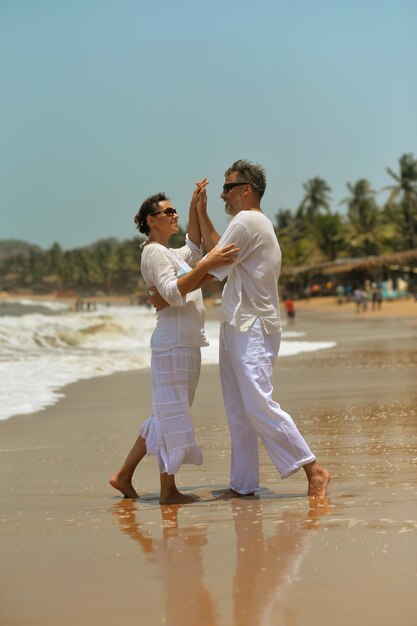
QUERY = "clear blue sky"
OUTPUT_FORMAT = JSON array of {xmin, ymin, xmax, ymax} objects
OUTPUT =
[{"xmin": 1, "ymin": 0, "xmax": 416, "ymax": 249}]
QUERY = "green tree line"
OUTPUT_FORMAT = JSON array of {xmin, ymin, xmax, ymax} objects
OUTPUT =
[
  {"xmin": 0, "ymin": 231, "xmax": 186, "ymax": 294},
  {"xmin": 276, "ymin": 153, "xmax": 417, "ymax": 264},
  {"xmin": 1, "ymin": 154, "xmax": 416, "ymax": 294}
]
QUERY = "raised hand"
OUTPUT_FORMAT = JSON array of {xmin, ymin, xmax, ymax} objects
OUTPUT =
[
  {"xmin": 196, "ymin": 187, "xmax": 207, "ymax": 214},
  {"xmin": 190, "ymin": 178, "xmax": 209, "ymax": 209},
  {"xmin": 195, "ymin": 177, "xmax": 209, "ymax": 192}
]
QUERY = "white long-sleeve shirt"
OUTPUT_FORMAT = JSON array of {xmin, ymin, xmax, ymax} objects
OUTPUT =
[
  {"xmin": 140, "ymin": 236, "xmax": 208, "ymax": 351},
  {"xmin": 209, "ymin": 211, "xmax": 282, "ymax": 333}
]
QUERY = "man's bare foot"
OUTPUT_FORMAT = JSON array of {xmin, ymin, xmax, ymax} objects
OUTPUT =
[
  {"xmin": 109, "ymin": 474, "xmax": 139, "ymax": 499},
  {"xmin": 305, "ymin": 462, "xmax": 331, "ymax": 498},
  {"xmin": 308, "ymin": 495, "xmax": 330, "ymax": 513},
  {"xmin": 159, "ymin": 492, "xmax": 199, "ymax": 505},
  {"xmin": 214, "ymin": 488, "xmax": 257, "ymax": 499},
  {"xmin": 302, "ymin": 496, "xmax": 331, "ymax": 529}
]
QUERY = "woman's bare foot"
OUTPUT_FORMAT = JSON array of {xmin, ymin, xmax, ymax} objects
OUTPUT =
[
  {"xmin": 304, "ymin": 461, "xmax": 331, "ymax": 498},
  {"xmin": 109, "ymin": 474, "xmax": 139, "ymax": 499},
  {"xmin": 159, "ymin": 491, "xmax": 199, "ymax": 505}
]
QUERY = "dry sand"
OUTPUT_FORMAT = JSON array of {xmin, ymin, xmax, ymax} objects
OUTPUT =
[
  {"xmin": 1, "ymin": 303, "xmax": 417, "ymax": 626},
  {"xmin": 294, "ymin": 294, "xmax": 417, "ymax": 319}
]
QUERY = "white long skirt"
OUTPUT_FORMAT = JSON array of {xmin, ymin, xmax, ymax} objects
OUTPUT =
[{"xmin": 140, "ymin": 346, "xmax": 203, "ymax": 475}]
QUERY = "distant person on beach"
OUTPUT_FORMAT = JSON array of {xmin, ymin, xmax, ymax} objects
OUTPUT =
[
  {"xmin": 192, "ymin": 159, "xmax": 330, "ymax": 498},
  {"xmin": 371, "ymin": 283, "xmax": 383, "ymax": 311},
  {"xmin": 110, "ymin": 181, "xmax": 238, "ymax": 503},
  {"xmin": 353, "ymin": 288, "xmax": 362, "ymax": 312},
  {"xmin": 336, "ymin": 285, "xmax": 345, "ymax": 305},
  {"xmin": 345, "ymin": 284, "xmax": 352, "ymax": 303},
  {"xmin": 284, "ymin": 297, "xmax": 295, "ymax": 324}
]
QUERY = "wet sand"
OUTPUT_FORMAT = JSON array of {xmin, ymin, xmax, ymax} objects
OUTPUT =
[{"xmin": 1, "ymin": 308, "xmax": 417, "ymax": 626}]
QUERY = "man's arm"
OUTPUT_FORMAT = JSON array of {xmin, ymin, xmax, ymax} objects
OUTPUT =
[
  {"xmin": 148, "ymin": 288, "xmax": 169, "ymax": 311},
  {"xmin": 196, "ymin": 188, "xmax": 220, "ymax": 251}
]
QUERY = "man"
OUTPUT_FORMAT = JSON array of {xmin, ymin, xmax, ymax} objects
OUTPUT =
[{"xmin": 196, "ymin": 159, "xmax": 330, "ymax": 498}]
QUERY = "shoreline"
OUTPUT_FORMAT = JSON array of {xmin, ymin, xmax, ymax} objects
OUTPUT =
[
  {"xmin": 1, "ymin": 298, "xmax": 415, "ymax": 425},
  {"xmin": 1, "ymin": 290, "xmax": 416, "ymax": 318}
]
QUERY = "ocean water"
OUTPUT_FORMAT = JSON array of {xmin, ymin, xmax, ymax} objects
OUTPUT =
[{"xmin": 0, "ymin": 300, "xmax": 335, "ymax": 421}]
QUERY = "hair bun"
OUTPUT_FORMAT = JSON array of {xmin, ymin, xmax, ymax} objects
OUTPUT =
[{"xmin": 134, "ymin": 214, "xmax": 146, "ymax": 233}]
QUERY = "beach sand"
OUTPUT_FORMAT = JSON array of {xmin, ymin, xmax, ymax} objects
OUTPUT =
[{"xmin": 1, "ymin": 303, "xmax": 416, "ymax": 626}]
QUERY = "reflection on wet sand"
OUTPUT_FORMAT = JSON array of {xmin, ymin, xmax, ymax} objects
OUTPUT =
[
  {"xmin": 112, "ymin": 497, "xmax": 330, "ymax": 626},
  {"xmin": 231, "ymin": 498, "xmax": 330, "ymax": 626},
  {"xmin": 113, "ymin": 501, "xmax": 217, "ymax": 626}
]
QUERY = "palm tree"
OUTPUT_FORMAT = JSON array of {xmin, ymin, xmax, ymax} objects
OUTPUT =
[
  {"xmin": 384, "ymin": 153, "xmax": 417, "ymax": 249},
  {"xmin": 275, "ymin": 208, "xmax": 294, "ymax": 231},
  {"xmin": 314, "ymin": 213, "xmax": 345, "ymax": 260},
  {"xmin": 340, "ymin": 179, "xmax": 384, "ymax": 256},
  {"xmin": 297, "ymin": 177, "xmax": 332, "ymax": 220},
  {"xmin": 275, "ymin": 208, "xmax": 317, "ymax": 265}
]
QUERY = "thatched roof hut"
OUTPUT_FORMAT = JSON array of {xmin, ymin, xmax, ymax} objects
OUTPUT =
[
  {"xmin": 281, "ymin": 249, "xmax": 417, "ymax": 278},
  {"xmin": 321, "ymin": 249, "xmax": 417, "ymax": 275},
  {"xmin": 280, "ymin": 249, "xmax": 417, "ymax": 295}
]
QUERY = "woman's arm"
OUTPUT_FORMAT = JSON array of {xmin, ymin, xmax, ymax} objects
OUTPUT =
[
  {"xmin": 176, "ymin": 243, "xmax": 237, "ymax": 296},
  {"xmin": 147, "ymin": 243, "xmax": 237, "ymax": 310},
  {"xmin": 187, "ymin": 178, "xmax": 208, "ymax": 247}
]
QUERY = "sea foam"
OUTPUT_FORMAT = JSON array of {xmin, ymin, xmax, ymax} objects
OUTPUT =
[{"xmin": 0, "ymin": 302, "xmax": 335, "ymax": 421}]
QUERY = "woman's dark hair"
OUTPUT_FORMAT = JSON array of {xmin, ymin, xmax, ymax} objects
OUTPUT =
[{"xmin": 134, "ymin": 192, "xmax": 169, "ymax": 235}]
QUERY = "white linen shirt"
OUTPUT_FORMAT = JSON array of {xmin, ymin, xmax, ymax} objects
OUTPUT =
[
  {"xmin": 140, "ymin": 235, "xmax": 208, "ymax": 351},
  {"xmin": 210, "ymin": 211, "xmax": 282, "ymax": 333}
]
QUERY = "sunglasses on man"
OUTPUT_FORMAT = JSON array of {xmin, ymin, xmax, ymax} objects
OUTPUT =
[
  {"xmin": 222, "ymin": 182, "xmax": 251, "ymax": 193},
  {"xmin": 150, "ymin": 207, "xmax": 178, "ymax": 217}
]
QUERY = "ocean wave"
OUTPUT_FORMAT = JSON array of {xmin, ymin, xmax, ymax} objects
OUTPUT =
[
  {"xmin": 1, "ymin": 298, "xmax": 69, "ymax": 311},
  {"xmin": 0, "ymin": 308, "xmax": 154, "ymax": 354},
  {"xmin": 0, "ymin": 303, "xmax": 335, "ymax": 421}
]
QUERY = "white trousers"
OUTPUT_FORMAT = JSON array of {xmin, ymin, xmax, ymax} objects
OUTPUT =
[
  {"xmin": 219, "ymin": 319, "xmax": 316, "ymax": 494},
  {"xmin": 140, "ymin": 347, "xmax": 203, "ymax": 475}
]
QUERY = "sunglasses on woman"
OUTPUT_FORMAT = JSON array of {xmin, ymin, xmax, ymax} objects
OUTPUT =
[{"xmin": 150, "ymin": 207, "xmax": 178, "ymax": 217}]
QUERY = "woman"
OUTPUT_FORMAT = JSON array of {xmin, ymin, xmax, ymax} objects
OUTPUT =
[{"xmin": 109, "ymin": 180, "xmax": 238, "ymax": 503}]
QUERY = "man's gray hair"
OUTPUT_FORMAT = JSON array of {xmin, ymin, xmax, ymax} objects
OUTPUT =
[{"xmin": 225, "ymin": 159, "xmax": 267, "ymax": 198}]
